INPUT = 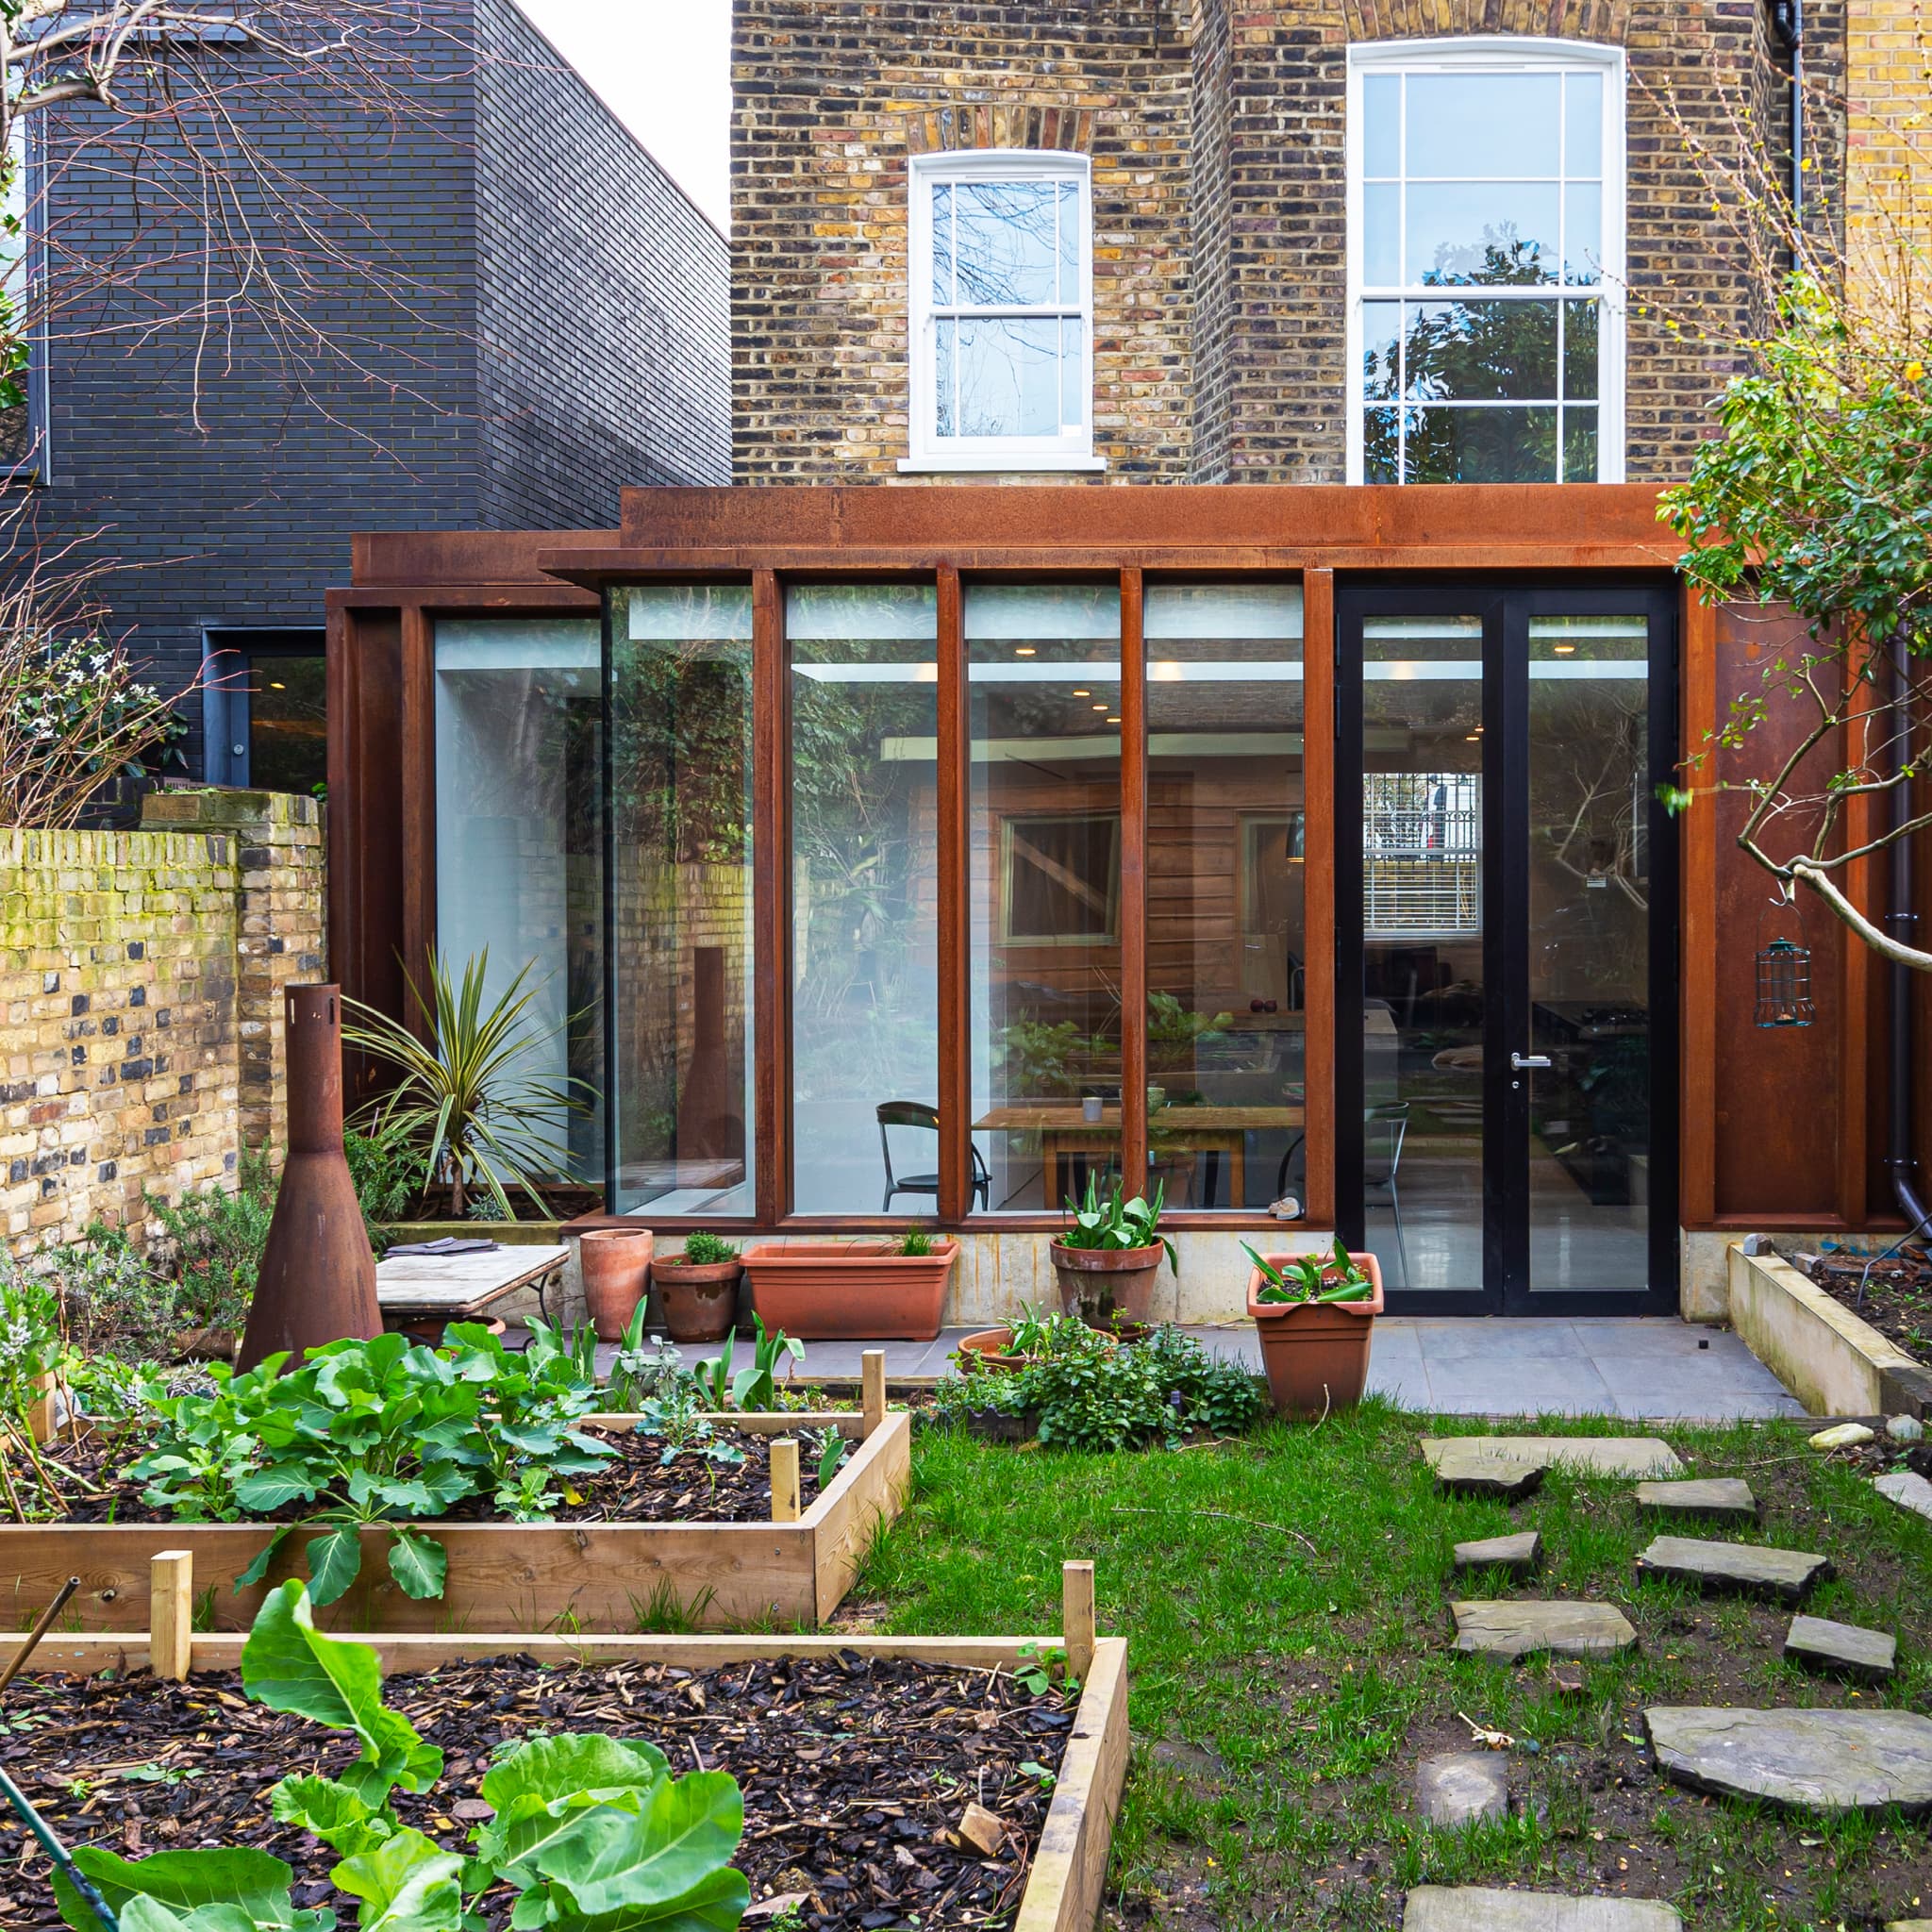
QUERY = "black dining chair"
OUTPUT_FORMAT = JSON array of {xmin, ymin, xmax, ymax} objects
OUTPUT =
[{"xmin": 877, "ymin": 1101, "xmax": 991, "ymax": 1212}]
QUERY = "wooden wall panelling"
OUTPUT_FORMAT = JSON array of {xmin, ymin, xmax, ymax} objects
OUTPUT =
[
  {"xmin": 1678, "ymin": 585, "xmax": 1718, "ymax": 1226},
  {"xmin": 937, "ymin": 568, "xmax": 968, "ymax": 1226},
  {"xmin": 753, "ymin": 570, "xmax": 790, "ymax": 1224},
  {"xmin": 1837, "ymin": 637, "xmax": 1879, "ymax": 1225},
  {"xmin": 1120, "ymin": 570, "xmax": 1149, "ymax": 1198},
  {"xmin": 1302, "ymin": 570, "xmax": 1337, "ymax": 1228}
]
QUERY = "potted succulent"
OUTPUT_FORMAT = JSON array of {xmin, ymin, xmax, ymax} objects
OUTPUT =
[
  {"xmin": 1051, "ymin": 1174, "xmax": 1179, "ymax": 1327},
  {"xmin": 1244, "ymin": 1237, "xmax": 1384, "ymax": 1419},
  {"xmin": 955, "ymin": 1305, "xmax": 1119, "ymax": 1373},
  {"xmin": 650, "ymin": 1231, "xmax": 741, "ymax": 1343},
  {"xmin": 742, "ymin": 1225, "xmax": 958, "ymax": 1341}
]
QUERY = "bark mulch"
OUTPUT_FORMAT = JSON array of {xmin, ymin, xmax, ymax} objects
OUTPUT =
[
  {"xmin": 1, "ymin": 1652, "xmax": 1075, "ymax": 1932},
  {"xmin": 1798, "ymin": 1245, "xmax": 1932, "ymax": 1366}
]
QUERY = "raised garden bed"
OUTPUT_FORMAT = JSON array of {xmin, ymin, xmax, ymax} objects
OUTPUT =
[
  {"xmin": 1794, "ymin": 1242, "xmax": 1932, "ymax": 1367},
  {"xmin": 0, "ymin": 1561, "xmax": 1127, "ymax": 1932}
]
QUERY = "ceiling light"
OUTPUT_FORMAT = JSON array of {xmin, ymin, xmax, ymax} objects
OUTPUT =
[
  {"xmin": 1107, "ymin": 715, "xmax": 1122, "ymax": 724},
  {"xmin": 1091, "ymin": 703, "xmax": 1108, "ymax": 711},
  {"xmin": 1465, "ymin": 732, "xmax": 1480, "ymax": 741},
  {"xmin": 1014, "ymin": 646, "xmax": 1036, "ymax": 657},
  {"xmin": 1073, "ymin": 689, "xmax": 1090, "ymax": 697},
  {"xmin": 1553, "ymin": 642, "xmax": 1576, "ymax": 656},
  {"xmin": 268, "ymin": 681, "xmax": 286, "ymax": 691}
]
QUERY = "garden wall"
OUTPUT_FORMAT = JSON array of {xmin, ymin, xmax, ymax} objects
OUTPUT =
[{"xmin": 0, "ymin": 790, "xmax": 325, "ymax": 1257}]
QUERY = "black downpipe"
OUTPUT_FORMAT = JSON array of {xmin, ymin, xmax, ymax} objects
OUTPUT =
[
  {"xmin": 1771, "ymin": 0, "xmax": 1805, "ymax": 228},
  {"xmin": 1888, "ymin": 628, "xmax": 1931, "ymax": 1240}
]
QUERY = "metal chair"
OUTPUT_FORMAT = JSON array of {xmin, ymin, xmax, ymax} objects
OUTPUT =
[
  {"xmin": 1272, "ymin": 1100, "xmax": 1410, "ymax": 1279},
  {"xmin": 877, "ymin": 1101, "xmax": 991, "ymax": 1213}
]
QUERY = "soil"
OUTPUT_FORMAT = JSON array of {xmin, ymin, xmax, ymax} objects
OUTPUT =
[
  {"xmin": 1796, "ymin": 1244, "xmax": 1932, "ymax": 1364},
  {"xmin": 49, "ymin": 1423, "xmax": 835, "ymax": 1527},
  {"xmin": 0, "ymin": 1652, "xmax": 1074, "ymax": 1932}
]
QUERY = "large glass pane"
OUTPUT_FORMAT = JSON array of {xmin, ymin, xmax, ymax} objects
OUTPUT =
[
  {"xmin": 968, "ymin": 583, "xmax": 1121, "ymax": 1213},
  {"xmin": 1145, "ymin": 585, "xmax": 1306, "ymax": 1212},
  {"xmin": 1564, "ymin": 71, "xmax": 1604, "ymax": 178},
  {"xmin": 1527, "ymin": 615, "xmax": 1651, "ymax": 1293},
  {"xmin": 608, "ymin": 587, "xmax": 755, "ymax": 1217},
  {"xmin": 1405, "ymin": 405, "xmax": 1560, "ymax": 483},
  {"xmin": 1363, "ymin": 73, "xmax": 1401, "ymax": 178},
  {"xmin": 1404, "ymin": 300, "xmax": 1557, "ymax": 401},
  {"xmin": 1406, "ymin": 73, "xmax": 1560, "ymax": 178},
  {"xmin": 953, "ymin": 179, "xmax": 1058, "ymax": 307},
  {"xmin": 434, "ymin": 619, "xmax": 605, "ymax": 1190},
  {"xmin": 1406, "ymin": 181, "xmax": 1560, "ymax": 285},
  {"xmin": 788, "ymin": 585, "xmax": 941, "ymax": 1216},
  {"xmin": 249, "ymin": 653, "xmax": 328, "ymax": 795},
  {"xmin": 1362, "ymin": 182, "xmax": 1402, "ymax": 288},
  {"xmin": 946, "ymin": 316, "xmax": 1064, "ymax": 439},
  {"xmin": 1361, "ymin": 616, "xmax": 1486, "ymax": 1293}
]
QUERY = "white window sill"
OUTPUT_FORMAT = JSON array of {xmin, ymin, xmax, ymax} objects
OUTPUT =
[{"xmin": 897, "ymin": 453, "xmax": 1108, "ymax": 475}]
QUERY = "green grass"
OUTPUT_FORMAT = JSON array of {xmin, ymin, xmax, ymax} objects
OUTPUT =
[{"xmin": 852, "ymin": 1403, "xmax": 1932, "ymax": 1930}]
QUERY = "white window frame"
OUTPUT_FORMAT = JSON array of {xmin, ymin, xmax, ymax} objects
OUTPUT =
[
  {"xmin": 1344, "ymin": 36, "xmax": 1627, "ymax": 486},
  {"xmin": 900, "ymin": 148, "xmax": 1104, "ymax": 475}
]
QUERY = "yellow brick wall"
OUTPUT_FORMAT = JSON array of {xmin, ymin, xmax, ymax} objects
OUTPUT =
[
  {"xmin": 1846, "ymin": 0, "xmax": 1930, "ymax": 247},
  {"xmin": 0, "ymin": 791, "xmax": 325, "ymax": 1257}
]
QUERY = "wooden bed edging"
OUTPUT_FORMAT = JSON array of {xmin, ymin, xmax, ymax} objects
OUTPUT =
[{"xmin": 4, "ymin": 1557, "xmax": 1131, "ymax": 1932}]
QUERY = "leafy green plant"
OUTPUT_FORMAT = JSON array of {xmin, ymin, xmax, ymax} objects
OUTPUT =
[
  {"xmin": 808, "ymin": 1426, "xmax": 849, "ymax": 1489},
  {"xmin": 1145, "ymin": 990, "xmax": 1232, "ymax": 1072},
  {"xmin": 343, "ymin": 947, "xmax": 592, "ymax": 1218},
  {"xmin": 344, "ymin": 1122, "xmax": 428, "ymax": 1253},
  {"xmin": 42, "ymin": 1221, "xmax": 180, "ymax": 1362},
  {"xmin": 605, "ymin": 1300, "xmax": 692, "ymax": 1411},
  {"xmin": 994, "ymin": 1018, "xmax": 1104, "ymax": 1099},
  {"xmin": 696, "ymin": 1314, "xmax": 803, "ymax": 1413},
  {"xmin": 143, "ymin": 1148, "xmax": 279, "ymax": 1335},
  {"xmin": 128, "ymin": 1327, "xmax": 616, "ymax": 1605},
  {"xmin": 896, "ymin": 1225, "xmax": 935, "ymax": 1257},
  {"xmin": 0, "ymin": 1264, "xmax": 66, "ymax": 1520},
  {"xmin": 634, "ymin": 1384, "xmax": 746, "ymax": 1472},
  {"xmin": 1245, "ymin": 1237, "xmax": 1373, "ymax": 1306},
  {"xmin": 53, "ymin": 1580, "xmax": 750, "ymax": 1932},
  {"xmin": 1058, "ymin": 1173, "xmax": 1178, "ymax": 1274},
  {"xmin": 675, "ymin": 1231, "xmax": 740, "ymax": 1266}
]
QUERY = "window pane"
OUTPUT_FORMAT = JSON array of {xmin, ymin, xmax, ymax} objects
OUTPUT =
[
  {"xmin": 1362, "ymin": 182, "xmax": 1401, "ymax": 287},
  {"xmin": 1363, "ymin": 73, "xmax": 1401, "ymax": 176},
  {"xmin": 788, "ymin": 586, "xmax": 941, "ymax": 1217},
  {"xmin": 1405, "ymin": 406, "xmax": 1560, "ymax": 483},
  {"xmin": 954, "ymin": 179, "xmax": 1058, "ymax": 307},
  {"xmin": 1406, "ymin": 73, "xmax": 1560, "ymax": 179},
  {"xmin": 248, "ymin": 654, "xmax": 328, "ymax": 795},
  {"xmin": 1059, "ymin": 315, "xmax": 1085, "ymax": 428},
  {"xmin": 1562, "ymin": 299, "xmax": 1600, "ymax": 399},
  {"xmin": 1145, "ymin": 585, "xmax": 1306, "ymax": 1212},
  {"xmin": 436, "ymin": 619, "xmax": 606, "ymax": 1192},
  {"xmin": 954, "ymin": 316, "xmax": 1063, "ymax": 438},
  {"xmin": 1564, "ymin": 183, "xmax": 1603, "ymax": 283},
  {"xmin": 1406, "ymin": 181, "xmax": 1560, "ymax": 285},
  {"xmin": 931, "ymin": 182, "xmax": 953, "ymax": 304},
  {"xmin": 1362, "ymin": 300, "xmax": 1401, "ymax": 399},
  {"xmin": 1058, "ymin": 178, "xmax": 1079, "ymax": 304},
  {"xmin": 1565, "ymin": 71, "xmax": 1604, "ymax": 177},
  {"xmin": 1563, "ymin": 405, "xmax": 1599, "ymax": 482},
  {"xmin": 608, "ymin": 587, "xmax": 755, "ymax": 1217},
  {"xmin": 936, "ymin": 318, "xmax": 956, "ymax": 435},
  {"xmin": 967, "ymin": 583, "xmax": 1121, "ymax": 1213},
  {"xmin": 1363, "ymin": 407, "xmax": 1403, "ymax": 482},
  {"xmin": 1405, "ymin": 300, "xmax": 1557, "ymax": 401}
]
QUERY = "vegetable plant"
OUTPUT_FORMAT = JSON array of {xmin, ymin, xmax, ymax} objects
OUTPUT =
[
  {"xmin": 51, "ymin": 1580, "xmax": 750, "ymax": 1932},
  {"xmin": 694, "ymin": 1314, "xmax": 802, "ymax": 1413},
  {"xmin": 1058, "ymin": 1173, "xmax": 1178, "ymax": 1274},
  {"xmin": 1245, "ymin": 1237, "xmax": 1374, "ymax": 1305},
  {"xmin": 673, "ymin": 1231, "xmax": 739, "ymax": 1266}
]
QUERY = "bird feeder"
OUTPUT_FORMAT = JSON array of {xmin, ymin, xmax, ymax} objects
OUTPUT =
[{"xmin": 1754, "ymin": 891, "xmax": 1816, "ymax": 1028}]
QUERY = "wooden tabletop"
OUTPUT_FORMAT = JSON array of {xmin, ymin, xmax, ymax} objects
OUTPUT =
[
  {"xmin": 974, "ymin": 1105, "xmax": 1304, "ymax": 1132},
  {"xmin": 375, "ymin": 1242, "xmax": 570, "ymax": 1313}
]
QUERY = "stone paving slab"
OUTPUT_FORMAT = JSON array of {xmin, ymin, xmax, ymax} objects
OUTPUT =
[
  {"xmin": 1453, "ymin": 1530, "xmax": 1542, "ymax": 1576},
  {"xmin": 1431, "ymin": 1444, "xmax": 1548, "ymax": 1498},
  {"xmin": 1783, "ymin": 1613, "xmax": 1897, "ymax": 1683},
  {"xmin": 1645, "ymin": 1706, "xmax": 1932, "ymax": 1813},
  {"xmin": 1876, "ymin": 1470, "xmax": 1932, "ymax": 1524},
  {"xmin": 1635, "ymin": 1478, "xmax": 1757, "ymax": 1524},
  {"xmin": 1635, "ymin": 1536, "xmax": 1832, "ymax": 1603},
  {"xmin": 1885, "ymin": 1921, "xmax": 1932, "ymax": 1930},
  {"xmin": 1404, "ymin": 1886, "xmax": 1682, "ymax": 1929},
  {"xmin": 1452, "ymin": 1600, "xmax": 1638, "ymax": 1659},
  {"xmin": 1424, "ymin": 1437, "xmax": 1685, "ymax": 1479},
  {"xmin": 1415, "ymin": 1752, "xmax": 1509, "ymax": 1826}
]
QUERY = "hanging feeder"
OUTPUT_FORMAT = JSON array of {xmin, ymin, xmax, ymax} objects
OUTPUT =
[{"xmin": 1754, "ymin": 888, "xmax": 1816, "ymax": 1028}]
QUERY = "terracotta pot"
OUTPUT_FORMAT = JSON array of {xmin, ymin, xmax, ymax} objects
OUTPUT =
[
  {"xmin": 652, "ymin": 1257, "xmax": 741, "ymax": 1343},
  {"xmin": 578, "ymin": 1228, "xmax": 656, "ymax": 1342},
  {"xmin": 1049, "ymin": 1241, "xmax": 1169, "ymax": 1327},
  {"xmin": 741, "ymin": 1241, "xmax": 958, "ymax": 1341},
  {"xmin": 956, "ymin": 1324, "xmax": 1127, "ymax": 1373},
  {"xmin": 1246, "ymin": 1252, "xmax": 1385, "ymax": 1419}
]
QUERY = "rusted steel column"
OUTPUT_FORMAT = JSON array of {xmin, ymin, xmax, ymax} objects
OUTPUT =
[{"xmin": 237, "ymin": 984, "xmax": 381, "ymax": 1371}]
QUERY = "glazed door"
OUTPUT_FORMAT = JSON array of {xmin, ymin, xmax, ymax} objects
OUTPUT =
[{"xmin": 1337, "ymin": 583, "xmax": 1677, "ymax": 1314}]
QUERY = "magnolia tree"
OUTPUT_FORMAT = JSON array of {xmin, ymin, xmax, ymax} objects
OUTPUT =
[{"xmin": 1657, "ymin": 56, "xmax": 1932, "ymax": 966}]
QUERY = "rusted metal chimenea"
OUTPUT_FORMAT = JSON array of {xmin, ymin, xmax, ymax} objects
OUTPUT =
[{"xmin": 237, "ymin": 983, "xmax": 380, "ymax": 1371}]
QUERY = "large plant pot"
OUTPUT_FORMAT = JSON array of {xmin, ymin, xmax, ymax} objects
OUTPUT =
[
  {"xmin": 742, "ymin": 1241, "xmax": 958, "ymax": 1341},
  {"xmin": 652, "ymin": 1258, "xmax": 741, "ymax": 1343},
  {"xmin": 1050, "ymin": 1242, "xmax": 1167, "ymax": 1327},
  {"xmin": 578, "ymin": 1228, "xmax": 655, "ymax": 1342},
  {"xmin": 1246, "ymin": 1252, "xmax": 1385, "ymax": 1419}
]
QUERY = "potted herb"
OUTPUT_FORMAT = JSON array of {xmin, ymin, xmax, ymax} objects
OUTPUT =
[
  {"xmin": 742, "ymin": 1225, "xmax": 958, "ymax": 1341},
  {"xmin": 955, "ymin": 1306, "xmax": 1114, "ymax": 1374},
  {"xmin": 650, "ymin": 1231, "xmax": 741, "ymax": 1342},
  {"xmin": 1051, "ymin": 1175, "xmax": 1178, "ymax": 1328},
  {"xmin": 1243, "ymin": 1237, "xmax": 1384, "ymax": 1418}
]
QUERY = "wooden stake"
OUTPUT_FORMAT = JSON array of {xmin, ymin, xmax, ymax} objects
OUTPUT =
[
  {"xmin": 861, "ymin": 1351, "xmax": 887, "ymax": 1439},
  {"xmin": 151, "ymin": 1551, "xmax": 193, "ymax": 1682},
  {"xmin": 1062, "ymin": 1560, "xmax": 1095, "ymax": 1683},
  {"xmin": 26, "ymin": 1374, "xmax": 56, "ymax": 1446},
  {"xmin": 770, "ymin": 1439, "xmax": 801, "ymax": 1523}
]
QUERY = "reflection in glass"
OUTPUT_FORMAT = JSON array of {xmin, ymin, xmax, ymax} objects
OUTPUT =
[
  {"xmin": 1527, "ymin": 616, "xmax": 1651, "ymax": 1293},
  {"xmin": 249, "ymin": 654, "xmax": 328, "ymax": 794},
  {"xmin": 434, "ymin": 619, "xmax": 605, "ymax": 1185},
  {"xmin": 608, "ymin": 587, "xmax": 755, "ymax": 1217},
  {"xmin": 1407, "ymin": 406, "xmax": 1559, "ymax": 483},
  {"xmin": 1361, "ymin": 616, "xmax": 1486, "ymax": 1292},
  {"xmin": 1145, "ymin": 585, "xmax": 1306, "ymax": 1212},
  {"xmin": 1405, "ymin": 183, "xmax": 1559, "ymax": 284},
  {"xmin": 1406, "ymin": 301, "xmax": 1557, "ymax": 399},
  {"xmin": 788, "ymin": 586, "xmax": 941, "ymax": 1216},
  {"xmin": 942, "ymin": 316, "xmax": 1065, "ymax": 439},
  {"xmin": 968, "ymin": 583, "xmax": 1122, "ymax": 1212},
  {"xmin": 1406, "ymin": 73, "xmax": 1560, "ymax": 178}
]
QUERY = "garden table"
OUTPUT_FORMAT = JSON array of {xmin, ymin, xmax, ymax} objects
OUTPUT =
[{"xmin": 375, "ymin": 1241, "xmax": 570, "ymax": 1338}]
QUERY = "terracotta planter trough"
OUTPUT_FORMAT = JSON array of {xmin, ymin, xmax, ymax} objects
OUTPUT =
[{"xmin": 742, "ymin": 1240, "xmax": 958, "ymax": 1341}]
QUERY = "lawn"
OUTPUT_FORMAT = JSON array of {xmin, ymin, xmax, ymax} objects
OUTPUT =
[{"xmin": 847, "ymin": 1403, "xmax": 1932, "ymax": 1931}]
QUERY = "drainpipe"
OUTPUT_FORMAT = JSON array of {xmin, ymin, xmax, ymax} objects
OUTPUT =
[
  {"xmin": 1770, "ymin": 0, "xmax": 1805, "ymax": 233},
  {"xmin": 1887, "ymin": 628, "xmax": 1931, "ymax": 1241}
]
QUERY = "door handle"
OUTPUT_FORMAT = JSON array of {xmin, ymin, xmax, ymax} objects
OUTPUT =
[{"xmin": 1510, "ymin": 1052, "xmax": 1553, "ymax": 1071}]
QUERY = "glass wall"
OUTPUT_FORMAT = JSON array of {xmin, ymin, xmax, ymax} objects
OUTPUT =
[
  {"xmin": 968, "ymin": 582, "xmax": 1122, "ymax": 1212},
  {"xmin": 1144, "ymin": 585, "xmax": 1305, "ymax": 1211},
  {"xmin": 433, "ymin": 619, "xmax": 604, "ymax": 1184},
  {"xmin": 788, "ymin": 585, "xmax": 941, "ymax": 1215},
  {"xmin": 608, "ymin": 587, "xmax": 756, "ymax": 1217}
]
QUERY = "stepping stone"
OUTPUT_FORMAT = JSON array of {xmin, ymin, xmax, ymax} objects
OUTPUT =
[
  {"xmin": 1453, "ymin": 1530, "xmax": 1541, "ymax": 1576},
  {"xmin": 1876, "ymin": 1470, "xmax": 1932, "ymax": 1524},
  {"xmin": 1783, "ymin": 1613, "xmax": 1897, "ymax": 1683},
  {"xmin": 1635, "ymin": 1535, "xmax": 1832, "ymax": 1603},
  {"xmin": 1635, "ymin": 1477, "xmax": 1757, "ymax": 1524},
  {"xmin": 1414, "ymin": 1751, "xmax": 1508, "ymax": 1827},
  {"xmin": 1886, "ymin": 1922, "xmax": 1932, "ymax": 1931},
  {"xmin": 1431, "ymin": 1443, "xmax": 1547, "ymax": 1499},
  {"xmin": 1404, "ymin": 1886, "xmax": 1682, "ymax": 1930},
  {"xmin": 1452, "ymin": 1600, "xmax": 1637, "ymax": 1660},
  {"xmin": 1646, "ymin": 1706, "xmax": 1932, "ymax": 1813},
  {"xmin": 1424, "ymin": 1436, "xmax": 1684, "ymax": 1480}
]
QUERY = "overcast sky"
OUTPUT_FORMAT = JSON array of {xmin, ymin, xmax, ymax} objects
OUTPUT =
[{"xmin": 516, "ymin": 0, "xmax": 732, "ymax": 230}]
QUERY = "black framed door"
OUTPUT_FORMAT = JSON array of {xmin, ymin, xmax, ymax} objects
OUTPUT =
[{"xmin": 1337, "ymin": 581, "xmax": 1678, "ymax": 1315}]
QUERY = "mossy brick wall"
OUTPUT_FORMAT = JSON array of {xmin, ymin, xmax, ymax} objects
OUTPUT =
[{"xmin": 0, "ymin": 791, "xmax": 324, "ymax": 1257}]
